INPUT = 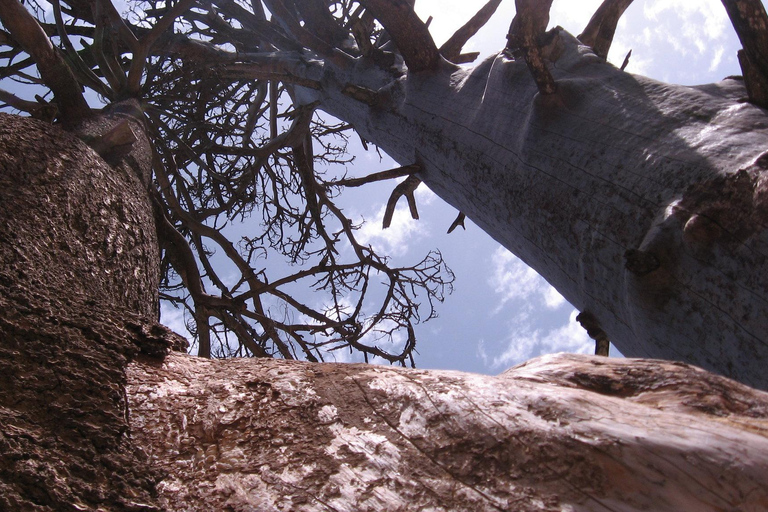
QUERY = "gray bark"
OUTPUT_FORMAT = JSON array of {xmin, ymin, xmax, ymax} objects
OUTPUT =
[
  {"xmin": 127, "ymin": 351, "xmax": 768, "ymax": 511},
  {"xmin": 298, "ymin": 29, "xmax": 768, "ymax": 389}
]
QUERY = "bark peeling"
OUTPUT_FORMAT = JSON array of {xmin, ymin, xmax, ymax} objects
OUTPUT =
[{"xmin": 127, "ymin": 352, "xmax": 768, "ymax": 511}]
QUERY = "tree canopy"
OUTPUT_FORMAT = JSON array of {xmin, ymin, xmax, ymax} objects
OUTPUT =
[{"xmin": 0, "ymin": 0, "xmax": 465, "ymax": 363}]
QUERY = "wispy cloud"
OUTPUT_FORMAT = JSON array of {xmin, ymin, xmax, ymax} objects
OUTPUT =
[
  {"xmin": 489, "ymin": 310, "xmax": 593, "ymax": 370},
  {"xmin": 488, "ymin": 247, "xmax": 565, "ymax": 313},
  {"xmin": 357, "ymin": 196, "xmax": 429, "ymax": 257}
]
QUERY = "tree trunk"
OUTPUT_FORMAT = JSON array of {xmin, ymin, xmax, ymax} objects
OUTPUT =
[
  {"xmin": 0, "ymin": 112, "xmax": 177, "ymax": 511},
  {"xmin": 127, "ymin": 351, "xmax": 768, "ymax": 511},
  {"xmin": 300, "ymin": 30, "xmax": 768, "ymax": 389},
  {"xmin": 1, "ymin": 103, "xmax": 768, "ymax": 511}
]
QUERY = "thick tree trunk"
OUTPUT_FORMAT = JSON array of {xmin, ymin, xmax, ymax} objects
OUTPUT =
[
  {"xmin": 127, "ymin": 351, "xmax": 768, "ymax": 511},
  {"xmin": 302, "ymin": 30, "xmax": 768, "ymax": 389},
  {"xmin": 0, "ymin": 113, "xmax": 176, "ymax": 510},
  {"xmin": 1, "ymin": 112, "xmax": 768, "ymax": 511}
]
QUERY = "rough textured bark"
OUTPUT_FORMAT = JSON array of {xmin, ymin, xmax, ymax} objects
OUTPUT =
[
  {"xmin": 297, "ymin": 29, "xmax": 768, "ymax": 390},
  {"xmin": 127, "ymin": 351, "xmax": 768, "ymax": 511},
  {"xmin": 0, "ymin": 113, "xmax": 176, "ymax": 510}
]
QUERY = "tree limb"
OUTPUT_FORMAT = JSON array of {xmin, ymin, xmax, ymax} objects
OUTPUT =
[
  {"xmin": 507, "ymin": 0, "xmax": 557, "ymax": 95},
  {"xmin": 0, "ymin": 0, "xmax": 90, "ymax": 128},
  {"xmin": 447, "ymin": 212, "xmax": 466, "ymax": 234},
  {"xmin": 439, "ymin": 0, "xmax": 502, "ymax": 62},
  {"xmin": 360, "ymin": 0, "xmax": 441, "ymax": 72},
  {"xmin": 331, "ymin": 164, "xmax": 420, "ymax": 188},
  {"xmin": 721, "ymin": 0, "xmax": 768, "ymax": 108},
  {"xmin": 383, "ymin": 175, "xmax": 421, "ymax": 229},
  {"xmin": 578, "ymin": 0, "xmax": 634, "ymax": 60}
]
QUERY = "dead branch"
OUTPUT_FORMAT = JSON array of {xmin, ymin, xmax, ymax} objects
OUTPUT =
[
  {"xmin": 383, "ymin": 175, "xmax": 421, "ymax": 229},
  {"xmin": 620, "ymin": 49, "xmax": 632, "ymax": 71},
  {"xmin": 0, "ymin": 0, "xmax": 90, "ymax": 128},
  {"xmin": 447, "ymin": 212, "xmax": 466, "ymax": 234},
  {"xmin": 360, "ymin": 0, "xmax": 441, "ymax": 72},
  {"xmin": 331, "ymin": 164, "xmax": 420, "ymax": 188},
  {"xmin": 578, "ymin": 0, "xmax": 634, "ymax": 60},
  {"xmin": 439, "ymin": 0, "xmax": 502, "ymax": 62},
  {"xmin": 721, "ymin": 0, "xmax": 768, "ymax": 108},
  {"xmin": 507, "ymin": 0, "xmax": 557, "ymax": 95}
]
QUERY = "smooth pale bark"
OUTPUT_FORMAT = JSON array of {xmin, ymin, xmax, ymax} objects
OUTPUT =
[
  {"xmin": 297, "ymin": 30, "xmax": 768, "ymax": 389},
  {"xmin": 127, "ymin": 351, "xmax": 768, "ymax": 511}
]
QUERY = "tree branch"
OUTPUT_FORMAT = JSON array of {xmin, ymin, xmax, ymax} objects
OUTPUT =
[
  {"xmin": 331, "ymin": 164, "xmax": 420, "ymax": 188},
  {"xmin": 383, "ymin": 175, "xmax": 421, "ymax": 229},
  {"xmin": 0, "ymin": 0, "xmax": 90, "ymax": 128},
  {"xmin": 721, "ymin": 0, "xmax": 768, "ymax": 108},
  {"xmin": 578, "ymin": 0, "xmax": 634, "ymax": 60},
  {"xmin": 360, "ymin": 0, "xmax": 441, "ymax": 72},
  {"xmin": 507, "ymin": 0, "xmax": 557, "ymax": 95},
  {"xmin": 128, "ymin": 0, "xmax": 199, "ymax": 94},
  {"xmin": 439, "ymin": 0, "xmax": 502, "ymax": 62}
]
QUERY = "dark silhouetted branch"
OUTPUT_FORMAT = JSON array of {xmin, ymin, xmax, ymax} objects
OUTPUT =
[
  {"xmin": 620, "ymin": 49, "xmax": 632, "ymax": 71},
  {"xmin": 331, "ymin": 164, "xmax": 420, "ymax": 188},
  {"xmin": 447, "ymin": 212, "xmax": 466, "ymax": 234},
  {"xmin": 383, "ymin": 175, "xmax": 421, "ymax": 229},
  {"xmin": 0, "ymin": 0, "xmax": 90, "ymax": 128}
]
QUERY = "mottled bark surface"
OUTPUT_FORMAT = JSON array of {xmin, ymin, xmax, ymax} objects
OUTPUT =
[
  {"xmin": 128, "ymin": 352, "xmax": 768, "ymax": 512},
  {"xmin": 0, "ymin": 114, "xmax": 174, "ymax": 510}
]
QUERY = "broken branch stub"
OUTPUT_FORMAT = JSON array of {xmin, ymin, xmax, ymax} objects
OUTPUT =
[
  {"xmin": 383, "ymin": 175, "xmax": 421, "ymax": 229},
  {"xmin": 439, "ymin": 0, "xmax": 502, "ymax": 63}
]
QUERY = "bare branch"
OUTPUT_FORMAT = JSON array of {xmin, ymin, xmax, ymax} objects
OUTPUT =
[
  {"xmin": 383, "ymin": 175, "xmax": 421, "ymax": 229},
  {"xmin": 507, "ymin": 0, "xmax": 556, "ymax": 95},
  {"xmin": 578, "ymin": 0, "xmax": 634, "ymax": 60},
  {"xmin": 128, "ymin": 0, "xmax": 199, "ymax": 94},
  {"xmin": 331, "ymin": 164, "xmax": 420, "ymax": 188},
  {"xmin": 439, "ymin": 0, "xmax": 502, "ymax": 62},
  {"xmin": 261, "ymin": 0, "xmax": 352, "ymax": 68},
  {"xmin": 620, "ymin": 49, "xmax": 632, "ymax": 71},
  {"xmin": 721, "ymin": 0, "xmax": 768, "ymax": 108},
  {"xmin": 0, "ymin": 0, "xmax": 90, "ymax": 127},
  {"xmin": 360, "ymin": 0, "xmax": 441, "ymax": 72},
  {"xmin": 447, "ymin": 212, "xmax": 466, "ymax": 234}
]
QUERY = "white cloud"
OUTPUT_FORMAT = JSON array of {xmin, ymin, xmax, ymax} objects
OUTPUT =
[
  {"xmin": 709, "ymin": 46, "xmax": 725, "ymax": 72},
  {"xmin": 490, "ymin": 310, "xmax": 593, "ymax": 370},
  {"xmin": 489, "ymin": 247, "xmax": 565, "ymax": 313},
  {"xmin": 357, "ymin": 203, "xmax": 426, "ymax": 257},
  {"xmin": 643, "ymin": 0, "xmax": 728, "ymax": 40}
]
